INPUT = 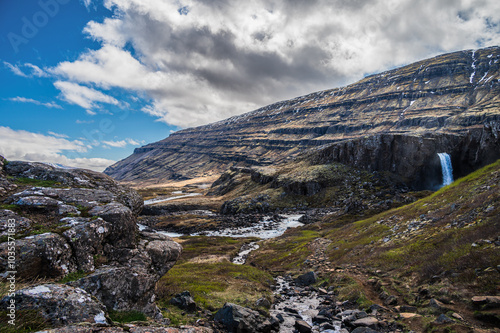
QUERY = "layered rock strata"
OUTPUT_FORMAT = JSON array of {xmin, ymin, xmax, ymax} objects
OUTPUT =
[{"xmin": 105, "ymin": 47, "xmax": 500, "ymax": 187}]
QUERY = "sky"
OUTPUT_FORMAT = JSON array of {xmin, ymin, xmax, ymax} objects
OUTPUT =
[{"xmin": 1, "ymin": 0, "xmax": 500, "ymax": 171}]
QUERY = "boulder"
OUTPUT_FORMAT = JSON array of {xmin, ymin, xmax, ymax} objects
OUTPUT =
[
  {"xmin": 471, "ymin": 296, "xmax": 500, "ymax": 309},
  {"xmin": 89, "ymin": 202, "xmax": 136, "ymax": 249},
  {"xmin": 170, "ymin": 291, "xmax": 197, "ymax": 311},
  {"xmin": 399, "ymin": 313, "xmax": 421, "ymax": 319},
  {"xmin": 435, "ymin": 314, "xmax": 453, "ymax": 324},
  {"xmin": 0, "ymin": 209, "xmax": 31, "ymax": 237},
  {"xmin": 429, "ymin": 298, "xmax": 447, "ymax": 311},
  {"xmin": 294, "ymin": 319, "xmax": 312, "ymax": 333},
  {"xmin": 350, "ymin": 316, "xmax": 379, "ymax": 329},
  {"xmin": 0, "ymin": 233, "xmax": 76, "ymax": 279},
  {"xmin": 214, "ymin": 303, "xmax": 280, "ymax": 332},
  {"xmin": 294, "ymin": 271, "xmax": 318, "ymax": 286},
  {"xmin": 256, "ymin": 297, "xmax": 272, "ymax": 309},
  {"xmin": 0, "ymin": 284, "xmax": 108, "ymax": 327},
  {"xmin": 142, "ymin": 231, "xmax": 183, "ymax": 276},
  {"xmin": 68, "ymin": 266, "xmax": 160, "ymax": 317},
  {"xmin": 13, "ymin": 195, "xmax": 60, "ymax": 210},
  {"xmin": 350, "ymin": 328, "xmax": 379, "ymax": 333},
  {"xmin": 61, "ymin": 217, "xmax": 111, "ymax": 271}
]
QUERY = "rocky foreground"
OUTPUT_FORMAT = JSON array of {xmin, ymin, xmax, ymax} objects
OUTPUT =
[{"xmin": 0, "ymin": 157, "xmax": 201, "ymax": 331}]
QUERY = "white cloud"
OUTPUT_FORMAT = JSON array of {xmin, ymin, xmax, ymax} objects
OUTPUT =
[
  {"xmin": 24, "ymin": 63, "xmax": 48, "ymax": 77},
  {"xmin": 126, "ymin": 138, "xmax": 141, "ymax": 146},
  {"xmin": 8, "ymin": 96, "xmax": 62, "ymax": 109},
  {"xmin": 54, "ymin": 81, "xmax": 120, "ymax": 110},
  {"xmin": 3, "ymin": 61, "xmax": 48, "ymax": 78},
  {"xmin": 49, "ymin": 0, "xmax": 500, "ymax": 128},
  {"xmin": 3, "ymin": 62, "xmax": 27, "ymax": 77},
  {"xmin": 76, "ymin": 119, "xmax": 95, "ymax": 124},
  {"xmin": 102, "ymin": 139, "xmax": 127, "ymax": 148},
  {"xmin": 47, "ymin": 131, "xmax": 69, "ymax": 138},
  {"xmin": 0, "ymin": 126, "xmax": 115, "ymax": 172},
  {"xmin": 102, "ymin": 138, "xmax": 142, "ymax": 148}
]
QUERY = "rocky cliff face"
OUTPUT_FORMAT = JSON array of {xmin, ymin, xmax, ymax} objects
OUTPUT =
[{"xmin": 105, "ymin": 47, "xmax": 500, "ymax": 187}]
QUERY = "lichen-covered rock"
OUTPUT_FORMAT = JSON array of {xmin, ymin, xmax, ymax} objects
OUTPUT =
[
  {"xmin": 0, "ymin": 232, "xmax": 76, "ymax": 279},
  {"xmin": 170, "ymin": 291, "xmax": 197, "ymax": 312},
  {"xmin": 142, "ymin": 231, "xmax": 183, "ymax": 276},
  {"xmin": 0, "ymin": 284, "xmax": 109, "ymax": 327},
  {"xmin": 89, "ymin": 202, "xmax": 136, "ymax": 249},
  {"xmin": 68, "ymin": 266, "xmax": 160, "ymax": 317},
  {"xmin": 0, "ymin": 209, "xmax": 31, "ymax": 237},
  {"xmin": 67, "ymin": 233, "xmax": 181, "ymax": 318},
  {"xmin": 214, "ymin": 302, "xmax": 280, "ymax": 333},
  {"xmin": 8, "ymin": 186, "xmax": 140, "ymax": 216},
  {"xmin": 61, "ymin": 217, "xmax": 111, "ymax": 271},
  {"xmin": 4, "ymin": 161, "xmax": 143, "ymax": 214},
  {"xmin": 58, "ymin": 204, "xmax": 81, "ymax": 215},
  {"xmin": 0, "ymin": 156, "xmax": 18, "ymax": 196},
  {"xmin": 41, "ymin": 326, "xmax": 213, "ymax": 332},
  {"xmin": 0, "ymin": 159, "xmax": 183, "ymax": 322},
  {"xmin": 13, "ymin": 195, "xmax": 61, "ymax": 209}
]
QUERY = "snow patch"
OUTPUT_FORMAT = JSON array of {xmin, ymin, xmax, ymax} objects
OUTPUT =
[{"xmin": 470, "ymin": 50, "xmax": 477, "ymax": 84}]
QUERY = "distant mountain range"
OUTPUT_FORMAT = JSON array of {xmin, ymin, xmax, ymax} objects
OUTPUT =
[{"xmin": 105, "ymin": 46, "xmax": 500, "ymax": 189}]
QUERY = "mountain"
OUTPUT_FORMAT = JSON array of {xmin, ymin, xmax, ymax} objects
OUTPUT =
[{"xmin": 104, "ymin": 47, "xmax": 500, "ymax": 188}]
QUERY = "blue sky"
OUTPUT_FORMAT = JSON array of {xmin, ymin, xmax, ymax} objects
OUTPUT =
[
  {"xmin": 1, "ymin": 0, "xmax": 499, "ymax": 171},
  {"xmin": 0, "ymin": 0, "xmax": 177, "ymax": 170}
]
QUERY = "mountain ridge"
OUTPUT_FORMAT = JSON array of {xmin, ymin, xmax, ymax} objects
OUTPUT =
[{"xmin": 104, "ymin": 46, "xmax": 500, "ymax": 186}]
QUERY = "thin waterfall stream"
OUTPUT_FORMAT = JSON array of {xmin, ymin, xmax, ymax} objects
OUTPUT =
[{"xmin": 438, "ymin": 152, "xmax": 454, "ymax": 187}]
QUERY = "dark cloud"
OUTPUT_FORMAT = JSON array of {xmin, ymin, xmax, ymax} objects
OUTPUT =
[{"xmin": 54, "ymin": 0, "xmax": 500, "ymax": 127}]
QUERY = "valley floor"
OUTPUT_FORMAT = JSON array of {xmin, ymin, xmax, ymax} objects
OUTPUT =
[
  {"xmin": 132, "ymin": 160, "xmax": 500, "ymax": 332},
  {"xmin": 1, "ymin": 159, "xmax": 499, "ymax": 333}
]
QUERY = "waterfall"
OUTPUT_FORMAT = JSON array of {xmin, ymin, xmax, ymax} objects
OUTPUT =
[{"xmin": 438, "ymin": 153, "xmax": 454, "ymax": 187}]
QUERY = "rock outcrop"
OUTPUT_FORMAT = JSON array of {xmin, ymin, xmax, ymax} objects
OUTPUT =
[
  {"xmin": 105, "ymin": 46, "xmax": 500, "ymax": 188},
  {"xmin": 0, "ymin": 284, "xmax": 109, "ymax": 326},
  {"xmin": 214, "ymin": 302, "xmax": 280, "ymax": 332},
  {"xmin": 5, "ymin": 161, "xmax": 143, "ymax": 214},
  {"xmin": 0, "ymin": 159, "xmax": 182, "ymax": 328}
]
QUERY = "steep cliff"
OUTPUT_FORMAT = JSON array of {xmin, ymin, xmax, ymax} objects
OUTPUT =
[{"xmin": 105, "ymin": 47, "xmax": 500, "ymax": 186}]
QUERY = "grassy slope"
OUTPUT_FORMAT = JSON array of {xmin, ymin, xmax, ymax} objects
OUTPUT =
[
  {"xmin": 155, "ymin": 236, "xmax": 273, "ymax": 325},
  {"xmin": 249, "ymin": 159, "xmax": 500, "ymax": 331}
]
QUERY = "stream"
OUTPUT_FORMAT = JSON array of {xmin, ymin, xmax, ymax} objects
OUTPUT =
[
  {"xmin": 143, "ymin": 192, "xmax": 202, "ymax": 205},
  {"xmin": 141, "ymin": 195, "xmax": 342, "ymax": 332}
]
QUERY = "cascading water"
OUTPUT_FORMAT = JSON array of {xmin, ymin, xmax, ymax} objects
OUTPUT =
[{"xmin": 438, "ymin": 153, "xmax": 454, "ymax": 187}]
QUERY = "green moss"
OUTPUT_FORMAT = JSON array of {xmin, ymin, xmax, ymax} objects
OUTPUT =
[
  {"xmin": 157, "ymin": 261, "xmax": 272, "ymax": 311},
  {"xmin": 0, "ymin": 310, "xmax": 50, "ymax": 333},
  {"xmin": 161, "ymin": 305, "xmax": 205, "ymax": 326},
  {"xmin": 251, "ymin": 229, "xmax": 320, "ymax": 272},
  {"xmin": 75, "ymin": 205, "xmax": 90, "ymax": 217},
  {"xmin": 0, "ymin": 204, "xmax": 20, "ymax": 211},
  {"xmin": 58, "ymin": 271, "xmax": 87, "ymax": 284},
  {"xmin": 8, "ymin": 176, "xmax": 59, "ymax": 187},
  {"xmin": 330, "ymin": 274, "xmax": 373, "ymax": 309},
  {"xmin": 108, "ymin": 310, "xmax": 147, "ymax": 323}
]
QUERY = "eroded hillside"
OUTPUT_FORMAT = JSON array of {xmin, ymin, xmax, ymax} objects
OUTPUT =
[{"xmin": 105, "ymin": 47, "xmax": 500, "ymax": 187}]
